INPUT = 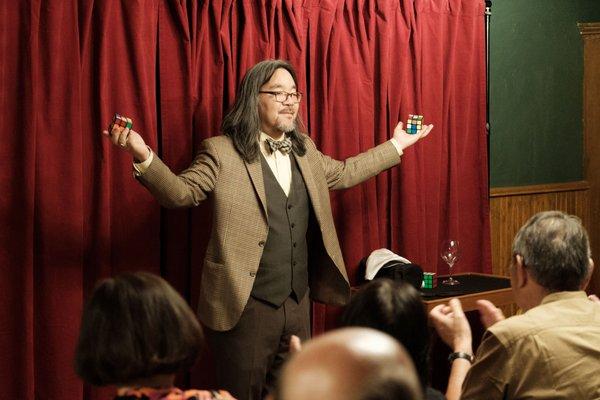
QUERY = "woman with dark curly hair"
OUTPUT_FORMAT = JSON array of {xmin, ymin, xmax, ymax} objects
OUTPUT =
[{"xmin": 74, "ymin": 271, "xmax": 234, "ymax": 400}]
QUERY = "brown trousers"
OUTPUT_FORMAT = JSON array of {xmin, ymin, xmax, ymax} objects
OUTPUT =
[{"xmin": 205, "ymin": 293, "xmax": 310, "ymax": 400}]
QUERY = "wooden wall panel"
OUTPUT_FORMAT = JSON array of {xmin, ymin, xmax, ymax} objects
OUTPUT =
[
  {"xmin": 490, "ymin": 182, "xmax": 590, "ymax": 279},
  {"xmin": 579, "ymin": 22, "xmax": 600, "ymax": 297}
]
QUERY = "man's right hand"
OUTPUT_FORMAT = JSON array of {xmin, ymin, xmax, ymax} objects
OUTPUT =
[
  {"xmin": 429, "ymin": 298, "xmax": 473, "ymax": 354},
  {"xmin": 102, "ymin": 115, "xmax": 150, "ymax": 162}
]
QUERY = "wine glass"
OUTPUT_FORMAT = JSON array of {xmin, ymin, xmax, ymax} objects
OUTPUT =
[{"xmin": 441, "ymin": 240, "xmax": 460, "ymax": 285}]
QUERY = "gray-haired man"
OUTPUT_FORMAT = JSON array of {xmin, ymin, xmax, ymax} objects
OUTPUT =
[{"xmin": 430, "ymin": 211, "xmax": 599, "ymax": 400}]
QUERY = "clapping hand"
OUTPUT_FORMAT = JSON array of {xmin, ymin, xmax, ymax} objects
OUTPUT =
[
  {"xmin": 476, "ymin": 299, "xmax": 506, "ymax": 329},
  {"xmin": 429, "ymin": 298, "xmax": 473, "ymax": 354}
]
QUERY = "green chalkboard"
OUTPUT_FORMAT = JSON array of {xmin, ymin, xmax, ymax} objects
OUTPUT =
[{"xmin": 490, "ymin": 0, "xmax": 600, "ymax": 187}]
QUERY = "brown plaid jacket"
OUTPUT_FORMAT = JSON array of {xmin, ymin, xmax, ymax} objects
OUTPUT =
[{"xmin": 138, "ymin": 134, "xmax": 400, "ymax": 331}]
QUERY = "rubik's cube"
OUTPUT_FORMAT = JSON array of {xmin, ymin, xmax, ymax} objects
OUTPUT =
[
  {"xmin": 422, "ymin": 272, "xmax": 437, "ymax": 289},
  {"xmin": 111, "ymin": 113, "xmax": 133, "ymax": 130},
  {"xmin": 406, "ymin": 114, "xmax": 424, "ymax": 135}
]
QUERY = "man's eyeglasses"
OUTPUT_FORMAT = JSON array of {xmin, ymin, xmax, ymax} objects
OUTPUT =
[{"xmin": 259, "ymin": 91, "xmax": 303, "ymax": 104}]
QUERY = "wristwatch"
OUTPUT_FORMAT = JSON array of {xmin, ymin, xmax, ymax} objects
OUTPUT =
[{"xmin": 448, "ymin": 351, "xmax": 474, "ymax": 364}]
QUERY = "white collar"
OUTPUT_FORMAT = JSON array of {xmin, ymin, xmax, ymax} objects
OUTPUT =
[{"xmin": 259, "ymin": 131, "xmax": 286, "ymax": 143}]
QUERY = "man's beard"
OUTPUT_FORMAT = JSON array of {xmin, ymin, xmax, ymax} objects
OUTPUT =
[{"xmin": 276, "ymin": 118, "xmax": 296, "ymax": 133}]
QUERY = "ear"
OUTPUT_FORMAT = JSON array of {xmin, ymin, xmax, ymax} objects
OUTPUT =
[
  {"xmin": 581, "ymin": 258, "xmax": 595, "ymax": 290},
  {"xmin": 514, "ymin": 254, "xmax": 528, "ymax": 289}
]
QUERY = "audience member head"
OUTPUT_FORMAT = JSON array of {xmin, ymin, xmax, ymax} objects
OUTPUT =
[
  {"xmin": 511, "ymin": 211, "xmax": 594, "ymax": 309},
  {"xmin": 75, "ymin": 271, "xmax": 203, "ymax": 387},
  {"xmin": 221, "ymin": 59, "xmax": 307, "ymax": 162},
  {"xmin": 276, "ymin": 327, "xmax": 423, "ymax": 400},
  {"xmin": 339, "ymin": 279, "xmax": 430, "ymax": 389}
]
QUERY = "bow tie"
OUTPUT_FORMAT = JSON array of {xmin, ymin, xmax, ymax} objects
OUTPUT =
[{"xmin": 265, "ymin": 136, "xmax": 292, "ymax": 155}]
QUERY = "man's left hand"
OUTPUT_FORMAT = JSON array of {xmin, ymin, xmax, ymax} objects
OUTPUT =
[
  {"xmin": 476, "ymin": 299, "xmax": 506, "ymax": 328},
  {"xmin": 289, "ymin": 335, "xmax": 302, "ymax": 354},
  {"xmin": 393, "ymin": 121, "xmax": 433, "ymax": 151}
]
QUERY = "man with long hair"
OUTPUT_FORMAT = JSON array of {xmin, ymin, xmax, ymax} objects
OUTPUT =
[{"xmin": 103, "ymin": 59, "xmax": 432, "ymax": 400}]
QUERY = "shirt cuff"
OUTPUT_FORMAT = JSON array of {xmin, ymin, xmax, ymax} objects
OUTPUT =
[
  {"xmin": 133, "ymin": 147, "xmax": 153, "ymax": 177},
  {"xmin": 389, "ymin": 138, "xmax": 404, "ymax": 156}
]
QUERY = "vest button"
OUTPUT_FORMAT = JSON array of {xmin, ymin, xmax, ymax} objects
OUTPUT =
[
  {"xmin": 293, "ymin": 242, "xmax": 297, "ymax": 247},
  {"xmin": 287, "ymin": 204, "xmax": 293, "ymax": 209},
  {"xmin": 258, "ymin": 240, "xmax": 265, "ymax": 247},
  {"xmin": 249, "ymin": 271, "xmax": 256, "ymax": 277},
  {"xmin": 292, "ymin": 261, "xmax": 297, "ymax": 266},
  {"xmin": 290, "ymin": 223, "xmax": 295, "ymax": 228}
]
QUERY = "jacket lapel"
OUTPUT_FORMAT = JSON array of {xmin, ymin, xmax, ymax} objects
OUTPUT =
[
  {"xmin": 244, "ymin": 159, "xmax": 268, "ymax": 220},
  {"xmin": 294, "ymin": 152, "xmax": 323, "ymax": 218}
]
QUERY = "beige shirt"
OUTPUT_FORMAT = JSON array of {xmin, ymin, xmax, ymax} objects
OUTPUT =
[
  {"xmin": 461, "ymin": 291, "xmax": 600, "ymax": 399},
  {"xmin": 134, "ymin": 136, "xmax": 403, "ymax": 195}
]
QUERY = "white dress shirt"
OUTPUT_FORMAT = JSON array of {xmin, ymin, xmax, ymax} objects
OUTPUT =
[{"xmin": 259, "ymin": 132, "xmax": 292, "ymax": 196}]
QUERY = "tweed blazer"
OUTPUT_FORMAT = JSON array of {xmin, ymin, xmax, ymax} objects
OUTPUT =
[{"xmin": 137, "ymin": 134, "xmax": 401, "ymax": 331}]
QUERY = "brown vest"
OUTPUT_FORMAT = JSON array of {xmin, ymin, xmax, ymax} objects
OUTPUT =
[{"xmin": 251, "ymin": 154, "xmax": 309, "ymax": 306}]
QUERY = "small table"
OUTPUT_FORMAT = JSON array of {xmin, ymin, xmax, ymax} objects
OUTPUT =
[{"xmin": 421, "ymin": 273, "xmax": 513, "ymax": 313}]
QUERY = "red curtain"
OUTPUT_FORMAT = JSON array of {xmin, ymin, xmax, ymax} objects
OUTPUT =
[{"xmin": 0, "ymin": 0, "xmax": 489, "ymax": 398}]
